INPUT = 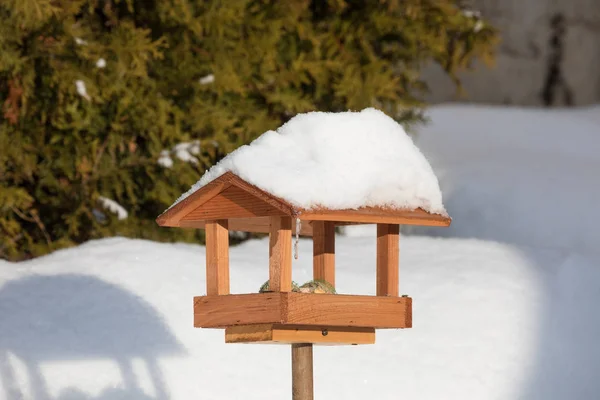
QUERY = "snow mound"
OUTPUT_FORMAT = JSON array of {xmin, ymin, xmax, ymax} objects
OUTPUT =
[{"xmin": 174, "ymin": 108, "xmax": 446, "ymax": 214}]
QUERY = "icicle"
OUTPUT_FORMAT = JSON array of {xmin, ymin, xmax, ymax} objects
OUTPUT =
[{"xmin": 294, "ymin": 217, "xmax": 301, "ymax": 260}]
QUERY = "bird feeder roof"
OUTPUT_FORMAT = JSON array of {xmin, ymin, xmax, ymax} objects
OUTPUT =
[
  {"xmin": 156, "ymin": 172, "xmax": 450, "ymax": 235},
  {"xmin": 157, "ymin": 109, "xmax": 451, "ymax": 234}
]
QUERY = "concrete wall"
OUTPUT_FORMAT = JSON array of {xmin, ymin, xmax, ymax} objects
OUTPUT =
[{"xmin": 423, "ymin": 0, "xmax": 600, "ymax": 106}]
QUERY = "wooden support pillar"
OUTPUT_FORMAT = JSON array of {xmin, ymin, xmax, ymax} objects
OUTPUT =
[
  {"xmin": 269, "ymin": 216, "xmax": 292, "ymax": 292},
  {"xmin": 312, "ymin": 221, "xmax": 335, "ymax": 286},
  {"xmin": 205, "ymin": 219, "xmax": 230, "ymax": 295},
  {"xmin": 376, "ymin": 224, "xmax": 399, "ymax": 297},
  {"xmin": 292, "ymin": 343, "xmax": 314, "ymax": 400}
]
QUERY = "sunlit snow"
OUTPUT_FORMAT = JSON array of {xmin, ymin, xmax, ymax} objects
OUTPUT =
[{"xmin": 174, "ymin": 108, "xmax": 445, "ymax": 214}]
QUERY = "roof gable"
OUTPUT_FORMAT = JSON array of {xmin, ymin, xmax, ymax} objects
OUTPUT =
[
  {"xmin": 156, "ymin": 172, "xmax": 294, "ymax": 227},
  {"xmin": 183, "ymin": 185, "xmax": 289, "ymax": 221},
  {"xmin": 156, "ymin": 172, "xmax": 451, "ymax": 231}
]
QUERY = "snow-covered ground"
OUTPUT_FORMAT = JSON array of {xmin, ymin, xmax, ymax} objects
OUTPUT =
[
  {"xmin": 1, "ymin": 105, "xmax": 599, "ymax": 399},
  {"xmin": 416, "ymin": 105, "xmax": 600, "ymax": 256}
]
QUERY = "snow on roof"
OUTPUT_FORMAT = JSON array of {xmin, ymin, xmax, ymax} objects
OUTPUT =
[{"xmin": 173, "ymin": 108, "xmax": 446, "ymax": 215}]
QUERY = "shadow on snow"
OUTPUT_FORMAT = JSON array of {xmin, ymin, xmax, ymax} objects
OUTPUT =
[{"xmin": 0, "ymin": 274, "xmax": 185, "ymax": 399}]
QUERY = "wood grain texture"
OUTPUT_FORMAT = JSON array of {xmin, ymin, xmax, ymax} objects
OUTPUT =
[
  {"xmin": 300, "ymin": 207, "xmax": 451, "ymax": 227},
  {"xmin": 405, "ymin": 296, "xmax": 413, "ymax": 328},
  {"xmin": 179, "ymin": 217, "xmax": 314, "ymax": 236},
  {"xmin": 193, "ymin": 293, "xmax": 283, "ymax": 328},
  {"xmin": 225, "ymin": 324, "xmax": 375, "ymax": 345},
  {"xmin": 285, "ymin": 293, "xmax": 408, "ymax": 328},
  {"xmin": 156, "ymin": 174, "xmax": 232, "ymax": 226},
  {"xmin": 156, "ymin": 172, "xmax": 294, "ymax": 227},
  {"xmin": 225, "ymin": 324, "xmax": 274, "ymax": 343},
  {"xmin": 183, "ymin": 185, "xmax": 287, "ymax": 221},
  {"xmin": 312, "ymin": 221, "xmax": 335, "ymax": 286},
  {"xmin": 205, "ymin": 220, "xmax": 230, "ymax": 295},
  {"xmin": 228, "ymin": 174, "xmax": 297, "ymax": 216},
  {"xmin": 292, "ymin": 343, "xmax": 314, "ymax": 400},
  {"xmin": 376, "ymin": 224, "xmax": 399, "ymax": 297},
  {"xmin": 277, "ymin": 325, "xmax": 374, "ymax": 345},
  {"xmin": 194, "ymin": 293, "xmax": 411, "ymax": 329},
  {"xmin": 269, "ymin": 216, "xmax": 293, "ymax": 292}
]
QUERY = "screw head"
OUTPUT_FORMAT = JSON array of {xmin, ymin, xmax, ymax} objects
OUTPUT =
[{"xmin": 321, "ymin": 329, "xmax": 328, "ymax": 336}]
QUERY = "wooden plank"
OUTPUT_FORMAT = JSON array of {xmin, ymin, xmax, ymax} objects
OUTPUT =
[
  {"xmin": 156, "ymin": 172, "xmax": 295, "ymax": 227},
  {"xmin": 193, "ymin": 293, "xmax": 412, "ymax": 329},
  {"xmin": 156, "ymin": 175, "xmax": 232, "ymax": 226},
  {"xmin": 225, "ymin": 324, "xmax": 274, "ymax": 343},
  {"xmin": 225, "ymin": 324, "xmax": 375, "ymax": 345},
  {"xmin": 292, "ymin": 343, "xmax": 314, "ymax": 400},
  {"xmin": 312, "ymin": 221, "xmax": 335, "ymax": 286},
  {"xmin": 405, "ymin": 296, "xmax": 413, "ymax": 328},
  {"xmin": 276, "ymin": 325, "xmax": 374, "ymax": 345},
  {"xmin": 285, "ymin": 293, "xmax": 410, "ymax": 328},
  {"xmin": 183, "ymin": 185, "xmax": 287, "ymax": 221},
  {"xmin": 193, "ymin": 293, "xmax": 284, "ymax": 328},
  {"xmin": 376, "ymin": 224, "xmax": 399, "ymax": 297},
  {"xmin": 299, "ymin": 207, "xmax": 451, "ymax": 227},
  {"xmin": 229, "ymin": 174, "xmax": 297, "ymax": 216},
  {"xmin": 205, "ymin": 220, "xmax": 230, "ymax": 295},
  {"xmin": 179, "ymin": 217, "xmax": 314, "ymax": 236},
  {"xmin": 269, "ymin": 216, "xmax": 293, "ymax": 292}
]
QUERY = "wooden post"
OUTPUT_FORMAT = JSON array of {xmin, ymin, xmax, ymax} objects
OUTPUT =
[
  {"xmin": 312, "ymin": 221, "xmax": 335, "ymax": 286},
  {"xmin": 376, "ymin": 224, "xmax": 399, "ymax": 297},
  {"xmin": 205, "ymin": 219, "xmax": 230, "ymax": 295},
  {"xmin": 288, "ymin": 222, "xmax": 335, "ymax": 400},
  {"xmin": 269, "ymin": 216, "xmax": 292, "ymax": 292},
  {"xmin": 292, "ymin": 343, "xmax": 314, "ymax": 400}
]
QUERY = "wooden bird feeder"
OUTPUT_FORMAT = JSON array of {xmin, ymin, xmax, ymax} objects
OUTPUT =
[{"xmin": 157, "ymin": 171, "xmax": 451, "ymax": 399}]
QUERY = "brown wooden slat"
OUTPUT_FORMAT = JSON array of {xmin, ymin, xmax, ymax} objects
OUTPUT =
[
  {"xmin": 205, "ymin": 220, "xmax": 230, "ymax": 295},
  {"xmin": 225, "ymin": 324, "xmax": 274, "ymax": 343},
  {"xmin": 299, "ymin": 207, "xmax": 451, "ymax": 227},
  {"xmin": 284, "ymin": 325, "xmax": 374, "ymax": 345},
  {"xmin": 193, "ymin": 293, "xmax": 412, "ymax": 329},
  {"xmin": 312, "ymin": 221, "xmax": 335, "ymax": 286},
  {"xmin": 194, "ymin": 293, "xmax": 284, "ymax": 327},
  {"xmin": 376, "ymin": 224, "xmax": 399, "ymax": 297},
  {"xmin": 405, "ymin": 296, "xmax": 413, "ymax": 328},
  {"xmin": 156, "ymin": 175, "xmax": 232, "ymax": 226},
  {"xmin": 283, "ymin": 325, "xmax": 374, "ymax": 345},
  {"xmin": 284, "ymin": 293, "xmax": 408, "ymax": 328},
  {"xmin": 269, "ymin": 216, "xmax": 293, "ymax": 292},
  {"xmin": 229, "ymin": 174, "xmax": 297, "ymax": 216},
  {"xmin": 225, "ymin": 324, "xmax": 375, "ymax": 345},
  {"xmin": 179, "ymin": 217, "xmax": 314, "ymax": 236},
  {"xmin": 183, "ymin": 185, "xmax": 287, "ymax": 221}
]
